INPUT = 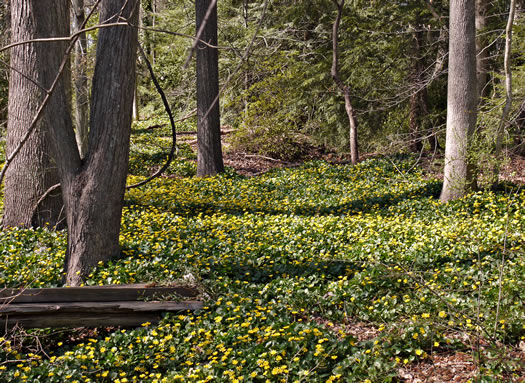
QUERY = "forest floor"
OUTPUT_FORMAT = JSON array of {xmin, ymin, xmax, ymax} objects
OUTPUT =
[
  {"xmin": 1, "ymin": 127, "xmax": 524, "ymax": 382},
  {"xmin": 222, "ymin": 149, "xmax": 525, "ymax": 383},
  {"xmin": 223, "ymin": 149, "xmax": 525, "ymax": 186}
]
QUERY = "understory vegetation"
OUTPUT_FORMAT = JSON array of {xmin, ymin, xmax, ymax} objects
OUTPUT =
[{"xmin": 0, "ymin": 124, "xmax": 524, "ymax": 382}]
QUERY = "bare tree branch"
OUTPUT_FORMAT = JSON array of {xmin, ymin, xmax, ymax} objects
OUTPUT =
[
  {"xmin": 0, "ymin": 58, "xmax": 48, "ymax": 92},
  {"xmin": 0, "ymin": 21, "xmax": 127, "ymax": 55},
  {"xmin": 136, "ymin": 25, "xmax": 231, "ymax": 50},
  {"xmin": 126, "ymin": 44, "xmax": 181, "ymax": 189}
]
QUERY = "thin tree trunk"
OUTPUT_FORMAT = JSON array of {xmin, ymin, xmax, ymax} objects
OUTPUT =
[
  {"xmin": 514, "ymin": 99, "xmax": 525, "ymax": 155},
  {"xmin": 495, "ymin": 0, "xmax": 516, "ymax": 158},
  {"xmin": 475, "ymin": 0, "xmax": 490, "ymax": 102},
  {"xmin": 331, "ymin": 0, "xmax": 358, "ymax": 165},
  {"xmin": 409, "ymin": 28, "xmax": 425, "ymax": 153},
  {"xmin": 428, "ymin": 26, "xmax": 448, "ymax": 152},
  {"xmin": 441, "ymin": 0, "xmax": 478, "ymax": 202},
  {"xmin": 3, "ymin": 0, "xmax": 66, "ymax": 229},
  {"xmin": 72, "ymin": 0, "xmax": 89, "ymax": 159},
  {"xmin": 151, "ymin": 0, "xmax": 156, "ymax": 65},
  {"xmin": 195, "ymin": 0, "xmax": 224, "ymax": 176},
  {"xmin": 243, "ymin": 0, "xmax": 249, "ymax": 120}
]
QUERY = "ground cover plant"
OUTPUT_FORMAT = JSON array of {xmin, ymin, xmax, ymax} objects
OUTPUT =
[{"xmin": 0, "ymin": 128, "xmax": 524, "ymax": 382}]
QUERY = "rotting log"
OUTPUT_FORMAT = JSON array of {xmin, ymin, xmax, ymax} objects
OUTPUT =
[
  {"xmin": 0, "ymin": 284, "xmax": 199, "ymax": 304},
  {"xmin": 0, "ymin": 284, "xmax": 203, "ymax": 329},
  {"xmin": 0, "ymin": 300, "xmax": 204, "ymax": 328}
]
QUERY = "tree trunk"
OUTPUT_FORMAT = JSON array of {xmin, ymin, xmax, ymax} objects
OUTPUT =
[
  {"xmin": 514, "ymin": 99, "xmax": 525, "ymax": 155},
  {"xmin": 3, "ymin": 0, "xmax": 67, "ymax": 229},
  {"xmin": 409, "ymin": 28, "xmax": 425, "ymax": 153},
  {"xmin": 40, "ymin": 0, "xmax": 139, "ymax": 286},
  {"xmin": 331, "ymin": 0, "xmax": 358, "ymax": 165},
  {"xmin": 344, "ymin": 91, "xmax": 358, "ymax": 164},
  {"xmin": 72, "ymin": 0, "xmax": 89, "ymax": 159},
  {"xmin": 475, "ymin": 0, "xmax": 490, "ymax": 102},
  {"xmin": 495, "ymin": 0, "xmax": 516, "ymax": 158},
  {"xmin": 441, "ymin": 0, "xmax": 478, "ymax": 202},
  {"xmin": 243, "ymin": 0, "xmax": 249, "ymax": 120},
  {"xmin": 428, "ymin": 25, "xmax": 448, "ymax": 153},
  {"xmin": 195, "ymin": 0, "xmax": 224, "ymax": 177},
  {"xmin": 0, "ymin": 2, "xmax": 9, "ymax": 124}
]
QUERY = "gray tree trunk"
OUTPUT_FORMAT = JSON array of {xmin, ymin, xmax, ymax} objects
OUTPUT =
[
  {"xmin": 3, "ymin": 0, "xmax": 67, "ymax": 229},
  {"xmin": 475, "ymin": 0, "xmax": 490, "ymax": 102},
  {"xmin": 195, "ymin": 0, "xmax": 224, "ymax": 177},
  {"xmin": 331, "ymin": 0, "xmax": 358, "ymax": 165},
  {"xmin": 37, "ymin": 0, "xmax": 139, "ymax": 285},
  {"xmin": 514, "ymin": 98, "xmax": 525, "ymax": 155},
  {"xmin": 72, "ymin": 0, "xmax": 89, "ymax": 159},
  {"xmin": 441, "ymin": 0, "xmax": 478, "ymax": 202}
]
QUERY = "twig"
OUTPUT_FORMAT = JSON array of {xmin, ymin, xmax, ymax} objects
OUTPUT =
[
  {"xmin": 135, "ymin": 25, "xmax": 230, "ymax": 50},
  {"xmin": 31, "ymin": 183, "xmax": 61, "ymax": 218},
  {"xmin": 241, "ymin": 153, "xmax": 289, "ymax": 163},
  {"xmin": 0, "ymin": 59, "xmax": 48, "ymax": 92},
  {"xmin": 0, "ymin": 22, "xmax": 129, "ymax": 55}
]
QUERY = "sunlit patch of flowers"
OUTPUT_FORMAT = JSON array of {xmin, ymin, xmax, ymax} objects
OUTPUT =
[{"xmin": 0, "ymin": 151, "xmax": 523, "ymax": 382}]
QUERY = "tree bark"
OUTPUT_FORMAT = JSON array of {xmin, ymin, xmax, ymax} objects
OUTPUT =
[
  {"xmin": 72, "ymin": 0, "xmax": 89, "ymax": 159},
  {"xmin": 195, "ymin": 0, "xmax": 224, "ymax": 176},
  {"xmin": 475, "ymin": 0, "xmax": 490, "ymax": 102},
  {"xmin": 331, "ymin": 0, "xmax": 358, "ymax": 165},
  {"xmin": 441, "ymin": 0, "xmax": 478, "ymax": 202},
  {"xmin": 3, "ymin": 0, "xmax": 67, "ymax": 229},
  {"xmin": 40, "ymin": 0, "xmax": 139, "ymax": 286},
  {"xmin": 514, "ymin": 99, "xmax": 525, "ymax": 155}
]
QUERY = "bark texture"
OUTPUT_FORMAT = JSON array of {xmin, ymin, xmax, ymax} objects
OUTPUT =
[
  {"xmin": 41, "ymin": 0, "xmax": 139, "ymax": 285},
  {"xmin": 441, "ymin": 0, "xmax": 478, "ymax": 202},
  {"xmin": 331, "ymin": 0, "xmax": 358, "ymax": 164},
  {"xmin": 195, "ymin": 0, "xmax": 224, "ymax": 176},
  {"xmin": 3, "ymin": 0, "xmax": 68, "ymax": 228},
  {"xmin": 515, "ymin": 99, "xmax": 525, "ymax": 155},
  {"xmin": 72, "ymin": 0, "xmax": 89, "ymax": 159}
]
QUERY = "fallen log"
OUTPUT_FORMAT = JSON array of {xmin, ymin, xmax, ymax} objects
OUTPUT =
[
  {"xmin": 1, "ymin": 300, "xmax": 204, "ymax": 328},
  {"xmin": 0, "ymin": 284, "xmax": 203, "ymax": 329},
  {"xmin": 0, "ymin": 284, "xmax": 199, "ymax": 304}
]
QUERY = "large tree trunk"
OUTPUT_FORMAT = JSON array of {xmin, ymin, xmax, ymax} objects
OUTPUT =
[
  {"xmin": 441, "ymin": 0, "xmax": 478, "ymax": 202},
  {"xmin": 72, "ymin": 0, "xmax": 89, "ymax": 159},
  {"xmin": 39, "ymin": 0, "xmax": 139, "ymax": 286},
  {"xmin": 331, "ymin": 0, "xmax": 358, "ymax": 165},
  {"xmin": 3, "ymin": 0, "xmax": 67, "ymax": 229},
  {"xmin": 0, "ymin": 2, "xmax": 9, "ymax": 124},
  {"xmin": 195, "ymin": 0, "xmax": 224, "ymax": 176}
]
